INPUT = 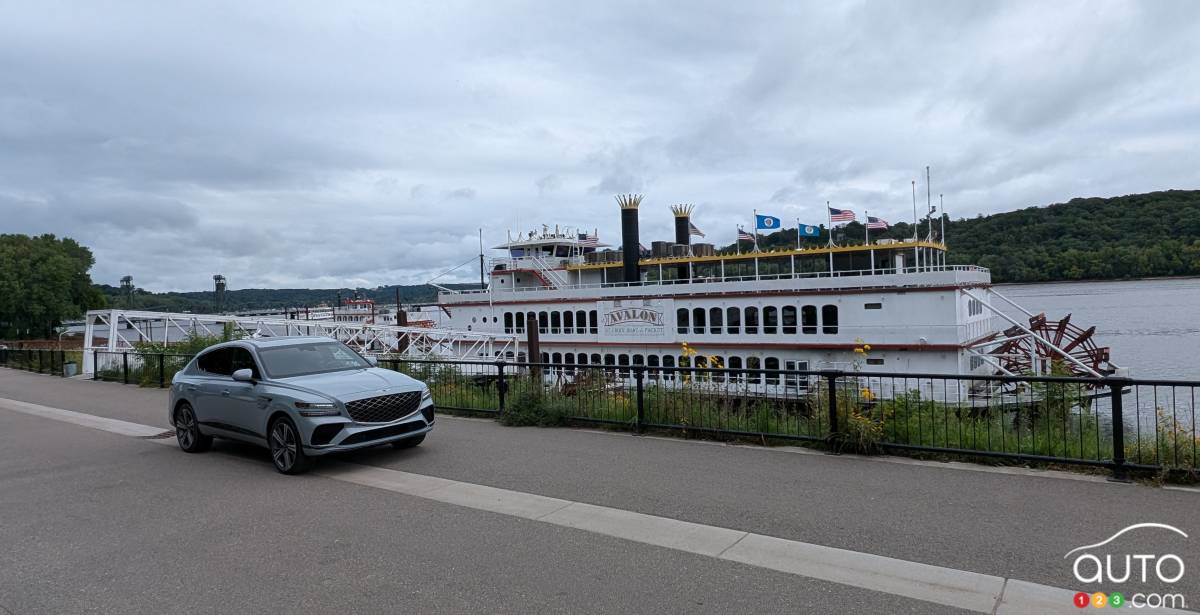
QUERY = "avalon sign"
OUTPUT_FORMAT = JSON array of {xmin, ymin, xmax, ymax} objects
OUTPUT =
[{"xmin": 599, "ymin": 299, "xmax": 670, "ymax": 338}]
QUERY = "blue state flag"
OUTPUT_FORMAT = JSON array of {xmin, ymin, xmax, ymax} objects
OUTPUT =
[
  {"xmin": 755, "ymin": 214, "xmax": 781, "ymax": 230},
  {"xmin": 798, "ymin": 224, "xmax": 820, "ymax": 237}
]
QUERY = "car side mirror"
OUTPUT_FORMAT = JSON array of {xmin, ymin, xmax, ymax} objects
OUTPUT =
[
  {"xmin": 365, "ymin": 356, "xmax": 379, "ymax": 367},
  {"xmin": 232, "ymin": 368, "xmax": 255, "ymax": 383}
]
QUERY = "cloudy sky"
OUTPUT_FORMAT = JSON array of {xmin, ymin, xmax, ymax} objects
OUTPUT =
[{"xmin": 3, "ymin": 0, "xmax": 1199, "ymax": 291}]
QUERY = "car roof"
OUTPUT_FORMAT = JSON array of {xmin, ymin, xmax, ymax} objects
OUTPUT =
[{"xmin": 207, "ymin": 336, "xmax": 339, "ymax": 351}]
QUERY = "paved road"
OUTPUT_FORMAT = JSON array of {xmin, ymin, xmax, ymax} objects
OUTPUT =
[{"xmin": 1, "ymin": 368, "xmax": 1197, "ymax": 614}]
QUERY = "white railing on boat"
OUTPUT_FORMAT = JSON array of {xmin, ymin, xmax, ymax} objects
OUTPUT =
[{"xmin": 449, "ymin": 265, "xmax": 990, "ymax": 296}]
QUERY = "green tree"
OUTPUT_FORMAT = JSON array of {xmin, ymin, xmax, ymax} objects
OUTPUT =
[{"xmin": 0, "ymin": 234, "xmax": 106, "ymax": 339}]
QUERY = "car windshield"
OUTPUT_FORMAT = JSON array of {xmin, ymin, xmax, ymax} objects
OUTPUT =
[{"xmin": 257, "ymin": 342, "xmax": 371, "ymax": 378}]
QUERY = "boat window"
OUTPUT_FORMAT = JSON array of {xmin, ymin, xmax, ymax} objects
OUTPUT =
[
  {"xmin": 552, "ymin": 352, "xmax": 562, "ymax": 365},
  {"xmin": 551, "ymin": 311, "xmax": 562, "ymax": 334},
  {"xmin": 632, "ymin": 355, "xmax": 645, "ymax": 377},
  {"xmin": 541, "ymin": 352, "xmax": 550, "ymax": 364},
  {"xmin": 575, "ymin": 310, "xmax": 587, "ymax": 334},
  {"xmin": 726, "ymin": 307, "xmax": 740, "ymax": 335},
  {"xmin": 782, "ymin": 306, "xmax": 797, "ymax": 335},
  {"xmin": 746, "ymin": 356, "xmax": 761, "ymax": 384},
  {"xmin": 647, "ymin": 354, "xmax": 660, "ymax": 380},
  {"xmin": 727, "ymin": 356, "xmax": 742, "ymax": 382},
  {"xmin": 514, "ymin": 311, "xmax": 525, "ymax": 334},
  {"xmin": 538, "ymin": 311, "xmax": 549, "ymax": 334},
  {"xmin": 709, "ymin": 308, "xmax": 723, "ymax": 334},
  {"xmin": 744, "ymin": 307, "xmax": 759, "ymax": 334},
  {"xmin": 677, "ymin": 308, "xmax": 689, "ymax": 334},
  {"xmin": 784, "ymin": 360, "xmax": 799, "ymax": 387},
  {"xmin": 510, "ymin": 248, "xmax": 524, "ymax": 257},
  {"xmin": 692, "ymin": 307, "xmax": 706, "ymax": 335},
  {"xmin": 563, "ymin": 310, "xmax": 574, "ymax": 332},
  {"xmin": 618, "ymin": 354, "xmax": 630, "ymax": 378},
  {"xmin": 822, "ymin": 305, "xmax": 839, "ymax": 334},
  {"xmin": 589, "ymin": 310, "xmax": 599, "ymax": 334},
  {"xmin": 662, "ymin": 355, "xmax": 675, "ymax": 381},
  {"xmin": 765, "ymin": 357, "xmax": 779, "ymax": 384},
  {"xmin": 555, "ymin": 246, "xmax": 569, "ymax": 257},
  {"xmin": 866, "ymin": 358, "xmax": 884, "ymax": 365},
  {"xmin": 801, "ymin": 305, "xmax": 817, "ymax": 334},
  {"xmin": 763, "ymin": 307, "xmax": 778, "ymax": 335},
  {"xmin": 503, "ymin": 312, "xmax": 513, "ymax": 334},
  {"xmin": 865, "ymin": 302, "xmax": 883, "ymax": 310}
]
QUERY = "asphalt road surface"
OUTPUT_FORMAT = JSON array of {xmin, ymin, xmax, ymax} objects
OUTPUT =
[{"xmin": 1, "ymin": 368, "xmax": 1197, "ymax": 614}]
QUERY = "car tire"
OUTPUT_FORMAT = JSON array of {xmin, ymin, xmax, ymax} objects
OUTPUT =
[
  {"xmin": 392, "ymin": 434, "xmax": 425, "ymax": 449},
  {"xmin": 175, "ymin": 402, "xmax": 213, "ymax": 453},
  {"xmin": 269, "ymin": 416, "xmax": 311, "ymax": 475}
]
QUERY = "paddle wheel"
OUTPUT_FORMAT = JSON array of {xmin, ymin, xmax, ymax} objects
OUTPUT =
[
  {"xmin": 963, "ymin": 288, "xmax": 1119, "ymax": 380},
  {"xmin": 981, "ymin": 313, "xmax": 1114, "ymax": 377}
]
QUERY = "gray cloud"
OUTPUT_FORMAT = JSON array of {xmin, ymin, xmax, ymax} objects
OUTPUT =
[{"xmin": 2, "ymin": 0, "xmax": 1199, "ymax": 291}]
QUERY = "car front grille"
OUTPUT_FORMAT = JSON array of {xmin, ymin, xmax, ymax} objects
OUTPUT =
[{"xmin": 345, "ymin": 391, "xmax": 422, "ymax": 423}]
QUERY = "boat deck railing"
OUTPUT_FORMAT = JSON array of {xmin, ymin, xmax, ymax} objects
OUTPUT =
[{"xmin": 449, "ymin": 264, "xmax": 990, "ymax": 296}]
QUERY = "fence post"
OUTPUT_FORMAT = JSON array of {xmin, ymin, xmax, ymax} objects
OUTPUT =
[
  {"xmin": 496, "ymin": 360, "xmax": 508, "ymax": 412},
  {"xmin": 1107, "ymin": 377, "xmax": 1130, "ymax": 482},
  {"xmin": 93, "ymin": 351, "xmax": 99, "ymax": 381},
  {"xmin": 158, "ymin": 353, "xmax": 166, "ymax": 388},
  {"xmin": 824, "ymin": 370, "xmax": 840, "ymax": 436},
  {"xmin": 122, "ymin": 352, "xmax": 129, "ymax": 385},
  {"xmin": 634, "ymin": 366, "xmax": 645, "ymax": 434}
]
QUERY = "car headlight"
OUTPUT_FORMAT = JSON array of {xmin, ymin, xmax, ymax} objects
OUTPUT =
[
  {"xmin": 295, "ymin": 401, "xmax": 339, "ymax": 417},
  {"xmin": 420, "ymin": 388, "xmax": 432, "ymax": 405}
]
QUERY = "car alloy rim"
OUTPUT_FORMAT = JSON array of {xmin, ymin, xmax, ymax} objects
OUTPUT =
[
  {"xmin": 177, "ymin": 407, "xmax": 195, "ymax": 448},
  {"xmin": 271, "ymin": 422, "xmax": 296, "ymax": 470}
]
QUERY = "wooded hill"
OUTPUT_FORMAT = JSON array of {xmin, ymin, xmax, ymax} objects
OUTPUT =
[
  {"xmin": 738, "ymin": 189, "xmax": 1200, "ymax": 283},
  {"xmin": 96, "ymin": 189, "xmax": 1200, "ymax": 314}
]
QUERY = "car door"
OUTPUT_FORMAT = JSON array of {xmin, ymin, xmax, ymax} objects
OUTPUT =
[
  {"xmin": 192, "ymin": 347, "xmax": 236, "ymax": 435},
  {"xmin": 223, "ymin": 347, "xmax": 269, "ymax": 440}
]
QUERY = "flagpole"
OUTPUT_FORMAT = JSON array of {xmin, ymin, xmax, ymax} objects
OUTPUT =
[
  {"xmin": 752, "ymin": 209, "xmax": 759, "ymax": 252},
  {"xmin": 864, "ymin": 210, "xmax": 869, "ymax": 246},
  {"xmin": 796, "ymin": 218, "xmax": 801, "ymax": 250},
  {"xmin": 926, "ymin": 166, "xmax": 933, "ymax": 243},
  {"xmin": 826, "ymin": 201, "xmax": 833, "ymax": 275},
  {"xmin": 736, "ymin": 226, "xmax": 741, "ymax": 255},
  {"xmin": 939, "ymin": 193, "xmax": 945, "ymax": 244},
  {"xmin": 911, "ymin": 180, "xmax": 919, "ymax": 271}
]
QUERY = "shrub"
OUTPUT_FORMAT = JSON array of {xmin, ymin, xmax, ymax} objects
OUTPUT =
[{"xmin": 499, "ymin": 387, "xmax": 566, "ymax": 427}]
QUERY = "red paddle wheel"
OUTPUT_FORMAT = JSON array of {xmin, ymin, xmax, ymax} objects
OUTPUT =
[{"xmin": 980, "ymin": 313, "xmax": 1114, "ymax": 378}]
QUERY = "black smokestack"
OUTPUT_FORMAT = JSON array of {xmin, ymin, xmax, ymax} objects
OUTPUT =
[
  {"xmin": 616, "ymin": 194, "xmax": 643, "ymax": 284},
  {"xmin": 671, "ymin": 204, "xmax": 694, "ymax": 280}
]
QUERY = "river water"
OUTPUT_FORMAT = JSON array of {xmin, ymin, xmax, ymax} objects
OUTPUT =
[{"xmin": 999, "ymin": 278, "xmax": 1200, "ymax": 381}]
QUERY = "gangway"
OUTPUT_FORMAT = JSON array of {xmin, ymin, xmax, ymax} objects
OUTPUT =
[{"xmin": 81, "ymin": 309, "xmax": 519, "ymax": 376}]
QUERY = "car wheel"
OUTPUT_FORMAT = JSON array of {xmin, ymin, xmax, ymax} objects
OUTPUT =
[
  {"xmin": 269, "ymin": 417, "xmax": 311, "ymax": 475},
  {"xmin": 392, "ymin": 434, "xmax": 425, "ymax": 449},
  {"xmin": 175, "ymin": 402, "xmax": 212, "ymax": 453}
]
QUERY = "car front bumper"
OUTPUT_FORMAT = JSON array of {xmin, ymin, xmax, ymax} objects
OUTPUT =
[{"xmin": 302, "ymin": 404, "xmax": 434, "ymax": 455}]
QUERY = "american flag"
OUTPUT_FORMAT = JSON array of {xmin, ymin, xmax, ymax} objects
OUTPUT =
[
  {"xmin": 829, "ymin": 207, "xmax": 856, "ymax": 223},
  {"xmin": 866, "ymin": 216, "xmax": 889, "ymax": 230},
  {"xmin": 737, "ymin": 228, "xmax": 754, "ymax": 242},
  {"xmin": 577, "ymin": 233, "xmax": 598, "ymax": 247},
  {"xmin": 688, "ymin": 221, "xmax": 705, "ymax": 237}
]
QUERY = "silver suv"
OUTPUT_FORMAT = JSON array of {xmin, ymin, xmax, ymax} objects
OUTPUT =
[{"xmin": 168, "ymin": 337, "xmax": 433, "ymax": 474}]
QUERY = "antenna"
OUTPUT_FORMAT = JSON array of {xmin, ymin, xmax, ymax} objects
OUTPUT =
[
  {"xmin": 911, "ymin": 180, "xmax": 918, "ymax": 241},
  {"xmin": 478, "ymin": 228, "xmax": 485, "ymax": 290},
  {"xmin": 926, "ymin": 166, "xmax": 932, "ymax": 242}
]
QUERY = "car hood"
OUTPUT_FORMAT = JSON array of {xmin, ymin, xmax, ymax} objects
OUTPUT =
[{"xmin": 277, "ymin": 368, "xmax": 422, "ymax": 400}]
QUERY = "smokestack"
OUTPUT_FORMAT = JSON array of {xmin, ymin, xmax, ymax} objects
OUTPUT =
[
  {"xmin": 671, "ymin": 204, "xmax": 694, "ymax": 280},
  {"xmin": 616, "ymin": 194, "xmax": 643, "ymax": 284}
]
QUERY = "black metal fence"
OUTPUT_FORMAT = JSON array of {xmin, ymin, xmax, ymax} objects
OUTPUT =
[
  {"xmin": 4, "ymin": 350, "xmax": 1197, "ymax": 477},
  {"xmin": 0, "ymin": 348, "xmax": 77, "ymax": 376},
  {"xmin": 378, "ymin": 358, "xmax": 1198, "ymax": 477}
]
